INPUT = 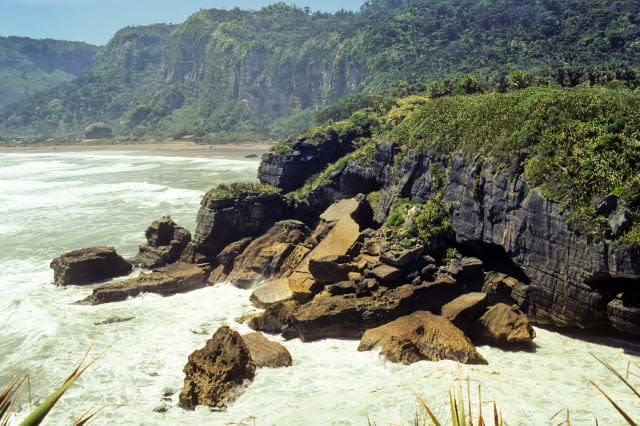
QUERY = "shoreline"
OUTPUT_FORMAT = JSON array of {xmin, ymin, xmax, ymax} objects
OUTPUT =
[{"xmin": 0, "ymin": 141, "xmax": 273, "ymax": 160}]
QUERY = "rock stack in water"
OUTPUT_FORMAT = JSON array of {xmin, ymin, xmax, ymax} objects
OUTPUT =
[
  {"xmin": 134, "ymin": 217, "xmax": 191, "ymax": 268},
  {"xmin": 179, "ymin": 327, "xmax": 291, "ymax": 410},
  {"xmin": 50, "ymin": 247, "xmax": 131, "ymax": 286}
]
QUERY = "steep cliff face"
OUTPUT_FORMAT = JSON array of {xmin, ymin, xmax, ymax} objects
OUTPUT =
[
  {"xmin": 181, "ymin": 185, "xmax": 287, "ymax": 263},
  {"xmin": 158, "ymin": 6, "xmax": 364, "ymax": 118},
  {"xmin": 255, "ymin": 88, "xmax": 640, "ymax": 332},
  {"xmin": 97, "ymin": 24, "xmax": 174, "ymax": 72},
  {"xmin": 395, "ymin": 150, "xmax": 639, "ymax": 328}
]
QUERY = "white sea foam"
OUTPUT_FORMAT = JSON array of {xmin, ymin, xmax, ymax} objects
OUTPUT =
[{"xmin": 1, "ymin": 151, "xmax": 639, "ymax": 426}]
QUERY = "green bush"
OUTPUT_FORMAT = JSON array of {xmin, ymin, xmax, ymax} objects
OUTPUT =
[{"xmin": 83, "ymin": 122, "xmax": 113, "ymax": 139}]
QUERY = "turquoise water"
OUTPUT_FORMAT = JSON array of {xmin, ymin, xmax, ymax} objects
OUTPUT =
[{"xmin": 0, "ymin": 151, "xmax": 639, "ymax": 425}]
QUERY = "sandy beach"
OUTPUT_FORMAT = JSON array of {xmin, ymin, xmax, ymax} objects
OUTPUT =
[{"xmin": 0, "ymin": 141, "xmax": 273, "ymax": 160}]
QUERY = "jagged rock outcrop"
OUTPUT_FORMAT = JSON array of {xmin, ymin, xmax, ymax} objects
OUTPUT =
[
  {"xmin": 250, "ymin": 197, "xmax": 371, "ymax": 306},
  {"xmin": 79, "ymin": 262, "xmax": 209, "ymax": 305},
  {"xmin": 181, "ymin": 190, "xmax": 287, "ymax": 263},
  {"xmin": 226, "ymin": 220, "xmax": 310, "ymax": 288},
  {"xmin": 358, "ymin": 311, "xmax": 487, "ymax": 365},
  {"xmin": 134, "ymin": 217, "xmax": 191, "ymax": 268},
  {"xmin": 179, "ymin": 326, "xmax": 255, "ymax": 410},
  {"xmin": 287, "ymin": 278, "xmax": 462, "ymax": 342},
  {"xmin": 278, "ymin": 142, "xmax": 640, "ymax": 330},
  {"xmin": 242, "ymin": 332, "xmax": 292, "ymax": 368},
  {"xmin": 50, "ymin": 247, "xmax": 132, "ymax": 286}
]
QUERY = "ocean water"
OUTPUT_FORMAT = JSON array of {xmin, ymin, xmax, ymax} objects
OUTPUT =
[{"xmin": 1, "ymin": 151, "xmax": 639, "ymax": 426}]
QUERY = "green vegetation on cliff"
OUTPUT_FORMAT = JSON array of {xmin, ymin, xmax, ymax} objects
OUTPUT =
[
  {"xmin": 1, "ymin": 0, "xmax": 639, "ymax": 140},
  {"xmin": 0, "ymin": 36, "xmax": 98, "ymax": 110},
  {"xmin": 283, "ymin": 86, "xmax": 640, "ymax": 246},
  {"xmin": 389, "ymin": 87, "xmax": 640, "ymax": 212},
  {"xmin": 204, "ymin": 182, "xmax": 280, "ymax": 201}
]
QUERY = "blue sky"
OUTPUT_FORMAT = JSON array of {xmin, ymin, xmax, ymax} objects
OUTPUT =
[{"xmin": 0, "ymin": 0, "xmax": 365, "ymax": 46}]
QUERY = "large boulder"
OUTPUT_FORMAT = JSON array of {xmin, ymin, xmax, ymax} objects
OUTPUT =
[
  {"xmin": 133, "ymin": 218, "xmax": 191, "ymax": 268},
  {"xmin": 50, "ymin": 246, "xmax": 132, "ymax": 286},
  {"xmin": 79, "ymin": 262, "xmax": 209, "ymax": 304},
  {"xmin": 289, "ymin": 277, "xmax": 463, "ymax": 342},
  {"xmin": 242, "ymin": 332, "xmax": 292, "ymax": 368},
  {"xmin": 227, "ymin": 220, "xmax": 309, "ymax": 288},
  {"xmin": 179, "ymin": 326, "xmax": 255, "ymax": 410},
  {"xmin": 482, "ymin": 272, "xmax": 522, "ymax": 305},
  {"xmin": 607, "ymin": 292, "xmax": 640, "ymax": 335},
  {"xmin": 358, "ymin": 311, "xmax": 487, "ymax": 365},
  {"xmin": 250, "ymin": 278, "xmax": 293, "ymax": 308},
  {"xmin": 181, "ymin": 188, "xmax": 287, "ymax": 263},
  {"xmin": 476, "ymin": 304, "xmax": 535, "ymax": 347}
]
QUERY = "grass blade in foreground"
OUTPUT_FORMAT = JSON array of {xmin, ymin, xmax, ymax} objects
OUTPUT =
[{"xmin": 18, "ymin": 344, "xmax": 96, "ymax": 426}]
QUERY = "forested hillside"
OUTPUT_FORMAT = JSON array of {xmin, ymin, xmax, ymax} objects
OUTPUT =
[
  {"xmin": 0, "ymin": 37, "xmax": 98, "ymax": 109},
  {"xmin": 0, "ymin": 25, "xmax": 173, "ymax": 137},
  {"xmin": 1, "ymin": 0, "xmax": 639, "ymax": 140}
]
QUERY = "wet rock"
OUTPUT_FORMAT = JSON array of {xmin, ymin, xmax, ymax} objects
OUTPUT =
[
  {"xmin": 327, "ymin": 281, "xmax": 357, "ymax": 296},
  {"xmin": 246, "ymin": 300, "xmax": 299, "ymax": 334},
  {"xmin": 50, "ymin": 246, "xmax": 132, "ymax": 286},
  {"xmin": 608, "ymin": 292, "xmax": 640, "ymax": 335},
  {"xmin": 179, "ymin": 326, "xmax": 255, "ymax": 410},
  {"xmin": 216, "ymin": 238, "xmax": 253, "ymax": 270},
  {"xmin": 181, "ymin": 190, "xmax": 286, "ymax": 263},
  {"xmin": 358, "ymin": 311, "xmax": 487, "ymax": 365},
  {"xmin": 153, "ymin": 404, "xmax": 169, "ymax": 413},
  {"xmin": 227, "ymin": 220, "xmax": 309, "ymax": 288},
  {"xmin": 93, "ymin": 316, "xmax": 135, "ymax": 326},
  {"xmin": 80, "ymin": 262, "xmax": 209, "ymax": 304},
  {"xmin": 242, "ymin": 332, "xmax": 292, "ymax": 368},
  {"xmin": 134, "ymin": 218, "xmax": 191, "ymax": 268},
  {"xmin": 441, "ymin": 292, "xmax": 490, "ymax": 331},
  {"xmin": 476, "ymin": 304, "xmax": 535, "ymax": 347},
  {"xmin": 250, "ymin": 278, "xmax": 293, "ymax": 308}
]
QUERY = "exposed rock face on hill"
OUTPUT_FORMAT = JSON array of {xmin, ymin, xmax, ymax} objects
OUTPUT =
[
  {"xmin": 258, "ymin": 127, "xmax": 363, "ymax": 192},
  {"xmin": 50, "ymin": 247, "xmax": 132, "ymax": 286}
]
